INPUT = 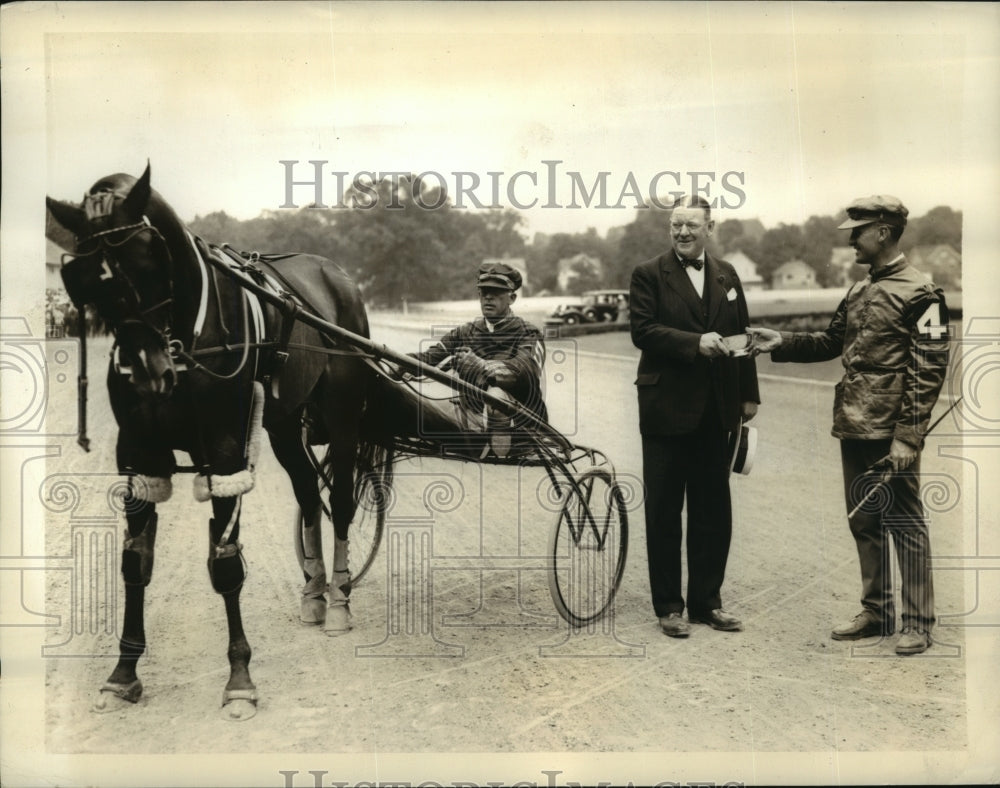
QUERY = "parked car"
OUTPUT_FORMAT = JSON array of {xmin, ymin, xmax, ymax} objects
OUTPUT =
[{"xmin": 547, "ymin": 290, "xmax": 630, "ymax": 325}]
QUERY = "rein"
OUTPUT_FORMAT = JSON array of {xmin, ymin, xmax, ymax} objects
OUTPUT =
[
  {"xmin": 201, "ymin": 252, "xmax": 575, "ymax": 454},
  {"xmin": 81, "ymin": 217, "xmax": 156, "ymax": 244},
  {"xmin": 66, "ymin": 216, "xmax": 177, "ymax": 451},
  {"xmin": 171, "ymin": 272, "xmax": 256, "ymax": 381}
]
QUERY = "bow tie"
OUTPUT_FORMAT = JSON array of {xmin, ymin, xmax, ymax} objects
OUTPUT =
[{"xmin": 679, "ymin": 257, "xmax": 703, "ymax": 271}]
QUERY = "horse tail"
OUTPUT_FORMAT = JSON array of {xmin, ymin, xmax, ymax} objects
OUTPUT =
[
  {"xmin": 354, "ymin": 438, "xmax": 395, "ymax": 510},
  {"xmin": 312, "ymin": 431, "xmax": 393, "ymax": 522},
  {"xmin": 353, "ymin": 369, "xmax": 399, "ymax": 511}
]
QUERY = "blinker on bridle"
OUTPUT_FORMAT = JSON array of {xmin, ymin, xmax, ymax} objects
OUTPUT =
[
  {"xmin": 70, "ymin": 183, "xmax": 175, "ymax": 320},
  {"xmin": 62, "ymin": 190, "xmax": 180, "ymax": 375}
]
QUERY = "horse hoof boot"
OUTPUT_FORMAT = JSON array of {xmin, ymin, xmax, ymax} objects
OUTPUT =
[
  {"xmin": 92, "ymin": 679, "xmax": 143, "ymax": 713},
  {"xmin": 221, "ymin": 688, "xmax": 258, "ymax": 721},
  {"xmin": 323, "ymin": 602, "xmax": 352, "ymax": 636},
  {"xmin": 300, "ymin": 596, "xmax": 326, "ymax": 625}
]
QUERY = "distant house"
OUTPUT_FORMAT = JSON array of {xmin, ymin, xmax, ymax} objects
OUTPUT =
[
  {"xmin": 531, "ymin": 232, "xmax": 550, "ymax": 249},
  {"xmin": 771, "ymin": 260, "xmax": 817, "ymax": 290},
  {"xmin": 907, "ymin": 244, "xmax": 962, "ymax": 289},
  {"xmin": 725, "ymin": 249, "xmax": 764, "ymax": 291},
  {"xmin": 482, "ymin": 256, "xmax": 529, "ymax": 293},
  {"xmin": 556, "ymin": 253, "xmax": 603, "ymax": 293}
]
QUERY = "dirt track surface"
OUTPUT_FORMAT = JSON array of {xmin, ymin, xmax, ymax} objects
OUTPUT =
[{"xmin": 37, "ymin": 315, "xmax": 978, "ymax": 783}]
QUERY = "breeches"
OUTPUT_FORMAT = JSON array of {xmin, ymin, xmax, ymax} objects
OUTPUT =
[{"xmin": 840, "ymin": 439, "xmax": 934, "ymax": 627}]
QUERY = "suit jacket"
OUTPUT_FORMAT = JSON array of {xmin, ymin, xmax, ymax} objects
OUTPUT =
[{"xmin": 629, "ymin": 250, "xmax": 760, "ymax": 436}]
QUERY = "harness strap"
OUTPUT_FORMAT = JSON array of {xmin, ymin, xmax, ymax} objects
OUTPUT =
[
  {"xmin": 253, "ymin": 252, "xmax": 300, "ymax": 263},
  {"xmin": 185, "ymin": 232, "xmax": 211, "ymax": 341},
  {"xmin": 211, "ymin": 244, "xmax": 300, "ymax": 394},
  {"xmin": 217, "ymin": 495, "xmax": 242, "ymax": 550},
  {"xmin": 212, "ymin": 245, "xmax": 334, "ymax": 400},
  {"xmin": 76, "ymin": 307, "xmax": 92, "ymax": 452},
  {"xmin": 270, "ymin": 296, "xmax": 301, "ymax": 399}
]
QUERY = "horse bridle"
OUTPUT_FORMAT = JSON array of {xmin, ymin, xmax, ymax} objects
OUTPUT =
[
  {"xmin": 62, "ymin": 202, "xmax": 182, "ymax": 373},
  {"xmin": 61, "ymin": 189, "xmax": 255, "ymax": 455}
]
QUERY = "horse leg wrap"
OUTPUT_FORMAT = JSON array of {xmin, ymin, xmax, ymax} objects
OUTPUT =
[
  {"xmin": 207, "ymin": 539, "xmax": 246, "ymax": 595},
  {"xmin": 193, "ymin": 470, "xmax": 254, "ymax": 503},
  {"xmin": 300, "ymin": 509, "xmax": 327, "ymax": 598},
  {"xmin": 331, "ymin": 569, "xmax": 352, "ymax": 601},
  {"xmin": 323, "ymin": 570, "xmax": 352, "ymax": 636},
  {"xmin": 297, "ymin": 512, "xmax": 326, "ymax": 624},
  {"xmin": 121, "ymin": 513, "xmax": 158, "ymax": 587},
  {"xmin": 332, "ymin": 535, "xmax": 350, "ymax": 573},
  {"xmin": 129, "ymin": 474, "xmax": 172, "ymax": 503}
]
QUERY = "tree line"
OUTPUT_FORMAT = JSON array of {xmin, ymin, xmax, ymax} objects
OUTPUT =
[{"xmin": 184, "ymin": 175, "xmax": 961, "ymax": 306}]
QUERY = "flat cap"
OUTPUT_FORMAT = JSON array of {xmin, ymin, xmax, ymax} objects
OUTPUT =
[
  {"xmin": 477, "ymin": 261, "xmax": 522, "ymax": 291},
  {"xmin": 837, "ymin": 195, "xmax": 909, "ymax": 229}
]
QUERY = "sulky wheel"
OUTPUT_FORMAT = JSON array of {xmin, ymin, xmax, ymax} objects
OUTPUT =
[
  {"xmin": 547, "ymin": 467, "xmax": 628, "ymax": 626},
  {"xmin": 346, "ymin": 467, "xmax": 390, "ymax": 585}
]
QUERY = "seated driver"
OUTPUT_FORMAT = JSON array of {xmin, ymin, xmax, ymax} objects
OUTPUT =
[{"xmin": 407, "ymin": 262, "xmax": 548, "ymax": 458}]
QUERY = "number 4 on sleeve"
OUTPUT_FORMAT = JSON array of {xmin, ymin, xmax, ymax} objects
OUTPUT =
[{"xmin": 916, "ymin": 301, "xmax": 948, "ymax": 340}]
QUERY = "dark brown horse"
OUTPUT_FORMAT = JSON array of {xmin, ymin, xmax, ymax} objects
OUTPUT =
[{"xmin": 47, "ymin": 164, "xmax": 389, "ymax": 720}]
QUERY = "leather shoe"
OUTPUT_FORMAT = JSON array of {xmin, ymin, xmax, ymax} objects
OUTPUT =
[
  {"xmin": 831, "ymin": 610, "xmax": 894, "ymax": 640},
  {"xmin": 658, "ymin": 613, "xmax": 690, "ymax": 638},
  {"xmin": 895, "ymin": 626, "xmax": 930, "ymax": 655},
  {"xmin": 689, "ymin": 608, "xmax": 743, "ymax": 631}
]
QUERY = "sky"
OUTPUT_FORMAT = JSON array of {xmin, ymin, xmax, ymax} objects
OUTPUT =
[{"xmin": 25, "ymin": 2, "xmax": 997, "ymax": 239}]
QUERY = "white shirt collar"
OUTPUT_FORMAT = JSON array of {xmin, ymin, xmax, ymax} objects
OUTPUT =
[{"xmin": 677, "ymin": 253, "xmax": 706, "ymax": 296}]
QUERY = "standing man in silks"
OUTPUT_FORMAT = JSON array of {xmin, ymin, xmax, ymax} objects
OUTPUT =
[{"xmin": 750, "ymin": 195, "xmax": 950, "ymax": 655}]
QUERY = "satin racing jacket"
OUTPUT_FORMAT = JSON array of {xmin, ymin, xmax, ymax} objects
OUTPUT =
[
  {"xmin": 771, "ymin": 256, "xmax": 950, "ymax": 448},
  {"xmin": 411, "ymin": 314, "xmax": 548, "ymax": 423}
]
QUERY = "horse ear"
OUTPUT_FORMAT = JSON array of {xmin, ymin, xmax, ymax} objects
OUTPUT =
[
  {"xmin": 46, "ymin": 197, "xmax": 88, "ymax": 237},
  {"xmin": 122, "ymin": 162, "xmax": 152, "ymax": 220}
]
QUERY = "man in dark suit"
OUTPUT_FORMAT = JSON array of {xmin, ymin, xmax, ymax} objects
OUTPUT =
[{"xmin": 629, "ymin": 194, "xmax": 760, "ymax": 638}]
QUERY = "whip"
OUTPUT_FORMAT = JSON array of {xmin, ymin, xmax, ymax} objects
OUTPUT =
[{"xmin": 847, "ymin": 395, "xmax": 963, "ymax": 520}]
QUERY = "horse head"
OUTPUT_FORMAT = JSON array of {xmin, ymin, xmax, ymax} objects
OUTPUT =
[{"xmin": 47, "ymin": 164, "xmax": 180, "ymax": 396}]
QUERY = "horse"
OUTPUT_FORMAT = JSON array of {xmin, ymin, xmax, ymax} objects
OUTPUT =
[{"xmin": 46, "ymin": 164, "xmax": 391, "ymax": 720}]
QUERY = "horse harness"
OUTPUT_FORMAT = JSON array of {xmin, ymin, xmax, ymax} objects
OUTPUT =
[
  {"xmin": 62, "ymin": 190, "xmax": 370, "ymax": 471},
  {"xmin": 63, "ymin": 200, "xmax": 365, "ymax": 392},
  {"xmin": 183, "ymin": 239, "xmax": 370, "ymax": 398}
]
